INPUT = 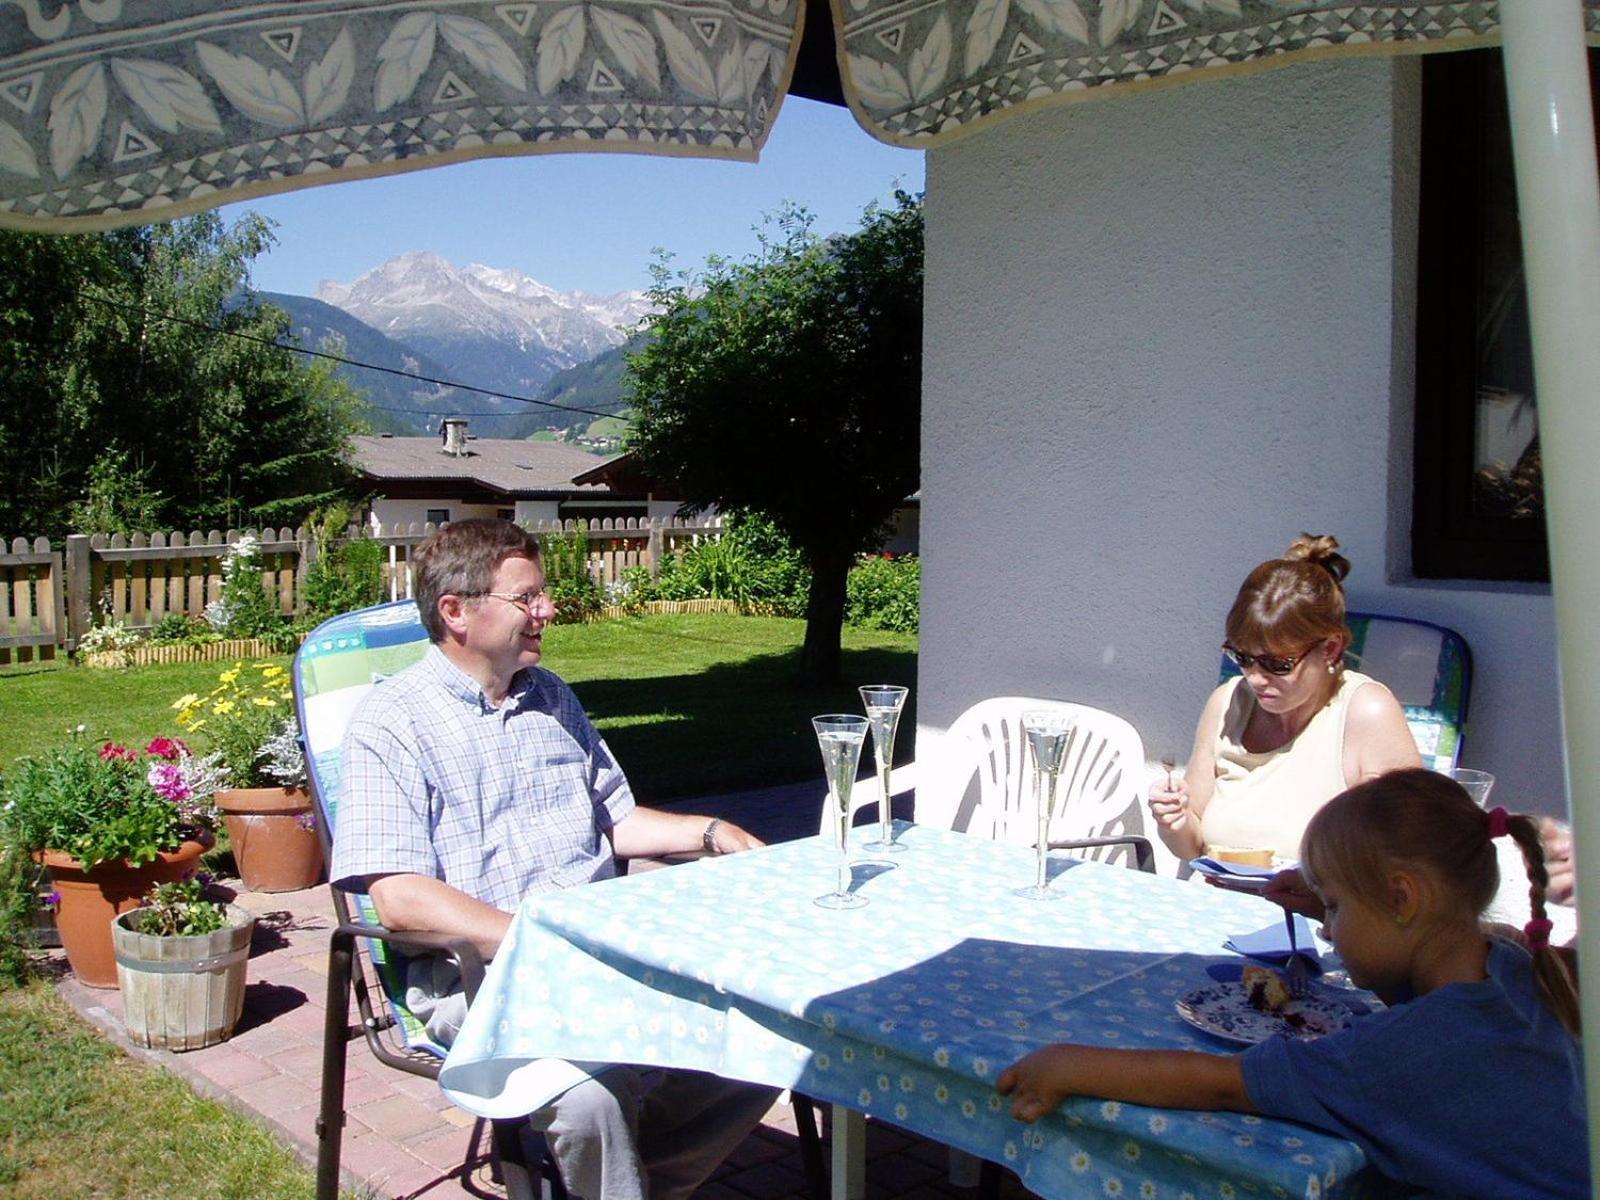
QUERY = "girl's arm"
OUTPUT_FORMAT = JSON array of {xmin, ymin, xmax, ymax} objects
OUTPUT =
[{"xmin": 998, "ymin": 1044, "xmax": 1254, "ymax": 1123}]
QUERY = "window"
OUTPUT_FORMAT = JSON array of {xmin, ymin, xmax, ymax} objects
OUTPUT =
[
  {"xmin": 497, "ymin": 508, "xmax": 515, "ymax": 522},
  {"xmin": 425, "ymin": 508, "xmax": 449, "ymax": 526},
  {"xmin": 1412, "ymin": 50, "xmax": 1598, "ymax": 583}
]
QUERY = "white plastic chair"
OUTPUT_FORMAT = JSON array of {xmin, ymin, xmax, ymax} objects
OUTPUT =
[{"xmin": 918, "ymin": 696, "xmax": 1178, "ymax": 877}]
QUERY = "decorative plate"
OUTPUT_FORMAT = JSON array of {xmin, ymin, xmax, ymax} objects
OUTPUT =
[{"xmin": 1175, "ymin": 981, "xmax": 1353, "ymax": 1045}]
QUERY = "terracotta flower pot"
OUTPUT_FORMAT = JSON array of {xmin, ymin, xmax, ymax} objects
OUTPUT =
[
  {"xmin": 215, "ymin": 787, "xmax": 324, "ymax": 893},
  {"xmin": 38, "ymin": 833, "xmax": 215, "ymax": 989}
]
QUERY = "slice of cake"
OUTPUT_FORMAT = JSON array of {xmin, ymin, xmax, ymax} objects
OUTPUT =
[{"xmin": 1242, "ymin": 965, "xmax": 1291, "ymax": 1013}]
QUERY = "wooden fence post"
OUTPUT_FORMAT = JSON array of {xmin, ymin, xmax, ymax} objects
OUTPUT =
[{"xmin": 66, "ymin": 534, "xmax": 91, "ymax": 648}]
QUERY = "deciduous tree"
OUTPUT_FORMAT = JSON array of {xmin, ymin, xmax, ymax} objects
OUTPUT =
[{"xmin": 625, "ymin": 194, "xmax": 922, "ymax": 680}]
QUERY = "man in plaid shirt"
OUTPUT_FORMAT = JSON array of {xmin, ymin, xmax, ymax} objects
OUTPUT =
[{"xmin": 332, "ymin": 518, "xmax": 773, "ymax": 1200}]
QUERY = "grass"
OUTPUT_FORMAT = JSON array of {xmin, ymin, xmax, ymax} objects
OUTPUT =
[
  {"xmin": 0, "ymin": 614, "xmax": 917, "ymax": 799},
  {"xmin": 0, "ymin": 657, "xmax": 281, "ymax": 769},
  {"xmin": 0, "ymin": 980, "xmax": 325, "ymax": 1199}
]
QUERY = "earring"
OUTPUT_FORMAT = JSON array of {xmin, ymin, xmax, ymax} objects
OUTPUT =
[{"xmin": 1327, "ymin": 661, "xmax": 1337, "ymax": 675}]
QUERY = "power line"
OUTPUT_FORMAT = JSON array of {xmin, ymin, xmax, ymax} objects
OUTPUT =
[{"xmin": 70, "ymin": 287, "xmax": 633, "ymax": 424}]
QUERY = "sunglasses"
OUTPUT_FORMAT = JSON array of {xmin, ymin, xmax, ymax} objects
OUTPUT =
[{"xmin": 1222, "ymin": 643, "xmax": 1316, "ymax": 676}]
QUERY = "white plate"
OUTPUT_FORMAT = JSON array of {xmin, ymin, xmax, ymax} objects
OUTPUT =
[{"xmin": 1175, "ymin": 981, "xmax": 1352, "ymax": 1045}]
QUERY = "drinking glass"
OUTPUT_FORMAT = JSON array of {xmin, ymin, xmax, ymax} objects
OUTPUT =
[
  {"xmin": 1015, "ymin": 711, "xmax": 1076, "ymax": 900},
  {"xmin": 859, "ymin": 684, "xmax": 909, "ymax": 854},
  {"xmin": 813, "ymin": 714, "xmax": 870, "ymax": 909},
  {"xmin": 1448, "ymin": 767, "xmax": 1496, "ymax": 808}
]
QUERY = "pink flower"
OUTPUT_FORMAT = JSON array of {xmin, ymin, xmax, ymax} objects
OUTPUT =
[
  {"xmin": 147, "ymin": 762, "xmax": 192, "ymax": 803},
  {"xmin": 99, "ymin": 742, "xmax": 135, "ymax": 762},
  {"xmin": 144, "ymin": 737, "xmax": 186, "ymax": 761}
]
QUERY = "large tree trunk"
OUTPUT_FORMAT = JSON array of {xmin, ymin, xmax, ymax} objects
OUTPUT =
[{"xmin": 800, "ymin": 547, "xmax": 852, "ymax": 682}]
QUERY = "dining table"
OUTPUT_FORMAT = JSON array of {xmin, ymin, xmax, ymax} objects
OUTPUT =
[{"xmin": 437, "ymin": 821, "xmax": 1380, "ymax": 1199}]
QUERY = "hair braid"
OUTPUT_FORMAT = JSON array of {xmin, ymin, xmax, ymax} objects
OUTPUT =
[{"xmin": 1505, "ymin": 813, "xmax": 1581, "ymax": 1035}]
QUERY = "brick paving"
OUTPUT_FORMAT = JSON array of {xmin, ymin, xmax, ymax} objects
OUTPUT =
[{"xmin": 52, "ymin": 779, "xmax": 1036, "ymax": 1199}]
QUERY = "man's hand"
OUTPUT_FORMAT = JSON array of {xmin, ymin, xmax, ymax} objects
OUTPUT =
[{"xmin": 708, "ymin": 820, "xmax": 764, "ymax": 855}]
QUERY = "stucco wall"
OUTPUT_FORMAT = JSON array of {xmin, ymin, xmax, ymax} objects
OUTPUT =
[{"xmin": 918, "ymin": 57, "xmax": 1566, "ymax": 817}]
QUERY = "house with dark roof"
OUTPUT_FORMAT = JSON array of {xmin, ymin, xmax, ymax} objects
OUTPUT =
[{"xmin": 350, "ymin": 418, "xmax": 686, "ymax": 531}]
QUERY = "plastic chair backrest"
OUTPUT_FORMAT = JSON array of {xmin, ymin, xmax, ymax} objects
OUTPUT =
[
  {"xmin": 919, "ymin": 697, "xmax": 1178, "ymax": 875},
  {"xmin": 293, "ymin": 600, "xmax": 441, "ymax": 1054},
  {"xmin": 1218, "ymin": 611, "xmax": 1472, "ymax": 772}
]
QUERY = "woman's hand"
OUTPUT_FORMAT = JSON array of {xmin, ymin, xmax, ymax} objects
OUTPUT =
[
  {"xmin": 1263, "ymin": 868, "xmax": 1324, "ymax": 920},
  {"xmin": 1147, "ymin": 777, "xmax": 1193, "ymax": 836}
]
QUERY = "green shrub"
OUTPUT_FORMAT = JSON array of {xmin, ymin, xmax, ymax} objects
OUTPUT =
[
  {"xmin": 846, "ymin": 553, "xmax": 920, "ymax": 633},
  {"xmin": 301, "ymin": 507, "xmax": 385, "ymax": 619},
  {"xmin": 649, "ymin": 512, "xmax": 811, "ymax": 614},
  {"xmin": 549, "ymin": 574, "xmax": 603, "ymax": 624}
]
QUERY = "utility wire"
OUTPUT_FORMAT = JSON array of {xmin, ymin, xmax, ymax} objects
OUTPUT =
[{"xmin": 70, "ymin": 287, "xmax": 633, "ymax": 424}]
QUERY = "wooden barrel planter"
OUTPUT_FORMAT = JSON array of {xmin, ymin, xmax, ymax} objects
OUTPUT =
[
  {"xmin": 112, "ymin": 903, "xmax": 256, "ymax": 1051},
  {"xmin": 216, "ymin": 787, "xmax": 324, "ymax": 893},
  {"xmin": 38, "ymin": 834, "xmax": 214, "ymax": 989}
]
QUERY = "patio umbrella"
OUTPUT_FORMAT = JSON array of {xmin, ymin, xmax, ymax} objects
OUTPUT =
[{"xmin": 4, "ymin": 0, "xmax": 1600, "ymax": 1171}]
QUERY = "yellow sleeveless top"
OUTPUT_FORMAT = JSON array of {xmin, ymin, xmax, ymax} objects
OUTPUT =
[{"xmin": 1199, "ymin": 670, "xmax": 1385, "ymax": 862}]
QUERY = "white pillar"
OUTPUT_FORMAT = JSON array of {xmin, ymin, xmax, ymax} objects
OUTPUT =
[{"xmin": 1499, "ymin": 0, "xmax": 1600, "ymax": 1164}]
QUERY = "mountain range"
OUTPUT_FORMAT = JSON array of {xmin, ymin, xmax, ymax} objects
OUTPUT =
[{"xmin": 266, "ymin": 251, "xmax": 655, "ymax": 439}]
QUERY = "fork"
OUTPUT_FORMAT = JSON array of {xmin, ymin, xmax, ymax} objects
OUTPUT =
[{"xmin": 1283, "ymin": 911, "xmax": 1310, "ymax": 998}]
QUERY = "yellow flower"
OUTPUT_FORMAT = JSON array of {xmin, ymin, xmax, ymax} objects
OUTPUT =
[
  {"xmin": 219, "ymin": 667, "xmax": 241, "ymax": 684},
  {"xmin": 171, "ymin": 693, "xmax": 199, "ymax": 709},
  {"xmin": 252, "ymin": 697, "xmax": 275, "ymax": 707},
  {"xmin": 213, "ymin": 700, "xmax": 237, "ymax": 715}
]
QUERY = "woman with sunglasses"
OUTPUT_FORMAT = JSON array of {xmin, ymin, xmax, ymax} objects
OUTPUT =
[{"xmin": 1147, "ymin": 533, "xmax": 1421, "ymax": 863}]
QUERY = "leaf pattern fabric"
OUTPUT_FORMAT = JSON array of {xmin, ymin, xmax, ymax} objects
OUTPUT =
[{"xmin": 0, "ymin": 1, "xmax": 1597, "ymax": 228}]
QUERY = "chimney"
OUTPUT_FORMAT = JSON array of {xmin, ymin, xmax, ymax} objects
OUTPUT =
[{"xmin": 440, "ymin": 418, "xmax": 469, "ymax": 457}]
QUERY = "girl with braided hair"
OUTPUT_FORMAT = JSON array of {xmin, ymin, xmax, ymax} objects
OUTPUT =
[{"xmin": 1001, "ymin": 768, "xmax": 1587, "ymax": 1198}]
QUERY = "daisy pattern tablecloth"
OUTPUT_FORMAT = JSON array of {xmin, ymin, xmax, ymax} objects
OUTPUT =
[{"xmin": 439, "ymin": 823, "xmax": 1378, "ymax": 1199}]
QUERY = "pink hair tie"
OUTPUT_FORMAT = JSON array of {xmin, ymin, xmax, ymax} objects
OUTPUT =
[
  {"xmin": 1486, "ymin": 806, "xmax": 1511, "ymax": 839},
  {"xmin": 1524, "ymin": 918, "xmax": 1555, "ymax": 952}
]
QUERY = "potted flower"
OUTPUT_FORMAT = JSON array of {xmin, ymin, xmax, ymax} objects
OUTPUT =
[
  {"xmin": 0, "ymin": 732, "xmax": 227, "ymax": 988},
  {"xmin": 112, "ymin": 875, "xmax": 256, "ymax": 1051},
  {"xmin": 175, "ymin": 662, "xmax": 323, "ymax": 893}
]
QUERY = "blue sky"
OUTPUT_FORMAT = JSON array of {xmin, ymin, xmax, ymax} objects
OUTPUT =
[{"xmin": 225, "ymin": 97, "xmax": 923, "ymax": 299}]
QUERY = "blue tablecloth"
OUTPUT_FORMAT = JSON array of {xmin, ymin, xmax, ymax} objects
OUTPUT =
[{"xmin": 439, "ymin": 822, "xmax": 1375, "ymax": 1199}]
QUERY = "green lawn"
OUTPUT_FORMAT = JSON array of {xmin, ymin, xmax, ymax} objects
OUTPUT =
[
  {"xmin": 0, "ymin": 981, "xmax": 328, "ymax": 1200},
  {"xmin": 0, "ymin": 615, "xmax": 917, "ymax": 802}
]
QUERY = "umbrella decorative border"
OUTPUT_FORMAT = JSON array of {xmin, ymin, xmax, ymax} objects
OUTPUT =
[{"xmin": 2, "ymin": 1, "xmax": 1600, "ymax": 230}]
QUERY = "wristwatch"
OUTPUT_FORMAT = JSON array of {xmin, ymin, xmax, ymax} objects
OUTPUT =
[{"xmin": 702, "ymin": 818, "xmax": 723, "ymax": 855}]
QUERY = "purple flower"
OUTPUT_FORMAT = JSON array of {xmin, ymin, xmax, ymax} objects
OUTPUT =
[
  {"xmin": 43, "ymin": 891, "xmax": 61, "ymax": 910},
  {"xmin": 147, "ymin": 761, "xmax": 192, "ymax": 802}
]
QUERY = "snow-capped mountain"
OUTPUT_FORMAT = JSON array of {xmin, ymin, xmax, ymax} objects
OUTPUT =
[{"xmin": 315, "ymin": 251, "xmax": 654, "ymax": 403}]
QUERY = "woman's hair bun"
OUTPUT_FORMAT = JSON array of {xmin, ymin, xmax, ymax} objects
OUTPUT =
[{"xmin": 1284, "ymin": 533, "xmax": 1350, "ymax": 584}]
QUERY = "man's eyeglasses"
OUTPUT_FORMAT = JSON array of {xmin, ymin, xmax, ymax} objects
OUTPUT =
[
  {"xmin": 1222, "ymin": 643, "xmax": 1315, "ymax": 677},
  {"xmin": 469, "ymin": 589, "xmax": 551, "ymax": 616}
]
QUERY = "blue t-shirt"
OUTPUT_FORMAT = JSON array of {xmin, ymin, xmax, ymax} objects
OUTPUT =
[{"xmin": 1241, "ymin": 939, "xmax": 1587, "ymax": 1198}]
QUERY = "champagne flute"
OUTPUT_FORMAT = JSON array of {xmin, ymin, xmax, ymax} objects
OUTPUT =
[
  {"xmin": 859, "ymin": 684, "xmax": 909, "ymax": 854},
  {"xmin": 1014, "ymin": 711, "xmax": 1076, "ymax": 900},
  {"xmin": 813, "ymin": 714, "xmax": 870, "ymax": 909}
]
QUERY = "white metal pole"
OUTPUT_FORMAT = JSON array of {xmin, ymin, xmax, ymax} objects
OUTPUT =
[{"xmin": 1500, "ymin": 0, "xmax": 1600, "ymax": 1165}]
